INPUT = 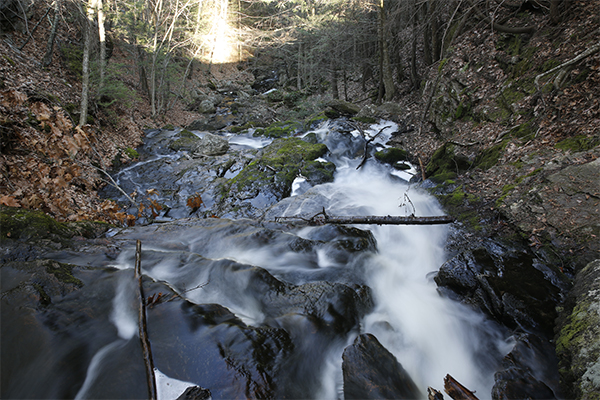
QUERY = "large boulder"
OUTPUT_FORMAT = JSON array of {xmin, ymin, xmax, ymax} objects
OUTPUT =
[
  {"xmin": 555, "ymin": 259, "xmax": 600, "ymax": 399},
  {"xmin": 434, "ymin": 242, "xmax": 570, "ymax": 336},
  {"xmin": 342, "ymin": 333, "xmax": 422, "ymax": 400},
  {"xmin": 192, "ymin": 133, "xmax": 229, "ymax": 157}
]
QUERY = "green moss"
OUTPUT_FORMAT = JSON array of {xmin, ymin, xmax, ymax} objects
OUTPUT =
[
  {"xmin": 438, "ymin": 58, "xmax": 448, "ymax": 73},
  {"xmin": 496, "ymin": 184, "xmax": 517, "ymax": 207},
  {"xmin": 510, "ymin": 122, "xmax": 534, "ymax": 143},
  {"xmin": 540, "ymin": 59, "xmax": 561, "ymax": 73},
  {"xmin": 555, "ymin": 135, "xmax": 600, "ymax": 152},
  {"xmin": 33, "ymin": 283, "xmax": 52, "ymax": 306},
  {"xmin": 3, "ymin": 55, "xmax": 15, "ymax": 66},
  {"xmin": 475, "ymin": 141, "xmax": 508, "ymax": 170},
  {"xmin": 45, "ymin": 261, "xmax": 84, "ymax": 287},
  {"xmin": 351, "ymin": 116, "xmax": 377, "ymax": 124},
  {"xmin": 0, "ymin": 206, "xmax": 72, "ymax": 241},
  {"xmin": 227, "ymin": 138, "xmax": 330, "ymax": 197},
  {"xmin": 124, "ymin": 147, "xmax": 139, "ymax": 159},
  {"xmin": 260, "ymin": 120, "xmax": 301, "ymax": 138},
  {"xmin": 230, "ymin": 121, "xmax": 266, "ymax": 133},
  {"xmin": 374, "ymin": 148, "xmax": 409, "ymax": 164},
  {"xmin": 426, "ymin": 143, "xmax": 471, "ymax": 182},
  {"xmin": 162, "ymin": 124, "xmax": 176, "ymax": 130}
]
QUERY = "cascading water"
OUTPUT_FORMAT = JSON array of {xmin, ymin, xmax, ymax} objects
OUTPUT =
[{"xmin": 6, "ymin": 120, "xmax": 519, "ymax": 400}]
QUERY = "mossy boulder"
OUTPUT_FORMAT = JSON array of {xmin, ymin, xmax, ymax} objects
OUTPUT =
[
  {"xmin": 555, "ymin": 259, "xmax": 600, "ymax": 399},
  {"xmin": 255, "ymin": 121, "xmax": 301, "ymax": 138},
  {"xmin": 225, "ymin": 138, "xmax": 332, "ymax": 201},
  {"xmin": 0, "ymin": 206, "xmax": 111, "ymax": 245},
  {"xmin": 374, "ymin": 148, "xmax": 409, "ymax": 165},
  {"xmin": 169, "ymin": 130, "xmax": 200, "ymax": 151},
  {"xmin": 426, "ymin": 143, "xmax": 471, "ymax": 182},
  {"xmin": 1, "ymin": 206, "xmax": 73, "ymax": 242},
  {"xmin": 325, "ymin": 100, "xmax": 360, "ymax": 118}
]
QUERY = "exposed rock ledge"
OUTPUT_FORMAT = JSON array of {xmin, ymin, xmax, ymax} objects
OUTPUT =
[{"xmin": 555, "ymin": 259, "xmax": 600, "ymax": 399}]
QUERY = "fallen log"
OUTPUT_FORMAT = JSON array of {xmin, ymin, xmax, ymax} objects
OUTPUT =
[
  {"xmin": 273, "ymin": 210, "xmax": 453, "ymax": 226},
  {"xmin": 135, "ymin": 240, "xmax": 158, "ymax": 400},
  {"xmin": 444, "ymin": 374, "xmax": 479, "ymax": 400}
]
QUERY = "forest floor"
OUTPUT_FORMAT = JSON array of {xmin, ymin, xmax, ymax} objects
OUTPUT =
[{"xmin": 1, "ymin": 0, "xmax": 598, "ymax": 269}]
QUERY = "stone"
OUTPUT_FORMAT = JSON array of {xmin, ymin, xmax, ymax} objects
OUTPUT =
[
  {"xmin": 555, "ymin": 259, "xmax": 600, "ymax": 399},
  {"xmin": 342, "ymin": 333, "xmax": 422, "ymax": 400},
  {"xmin": 325, "ymin": 99, "xmax": 361, "ymax": 116},
  {"xmin": 192, "ymin": 133, "xmax": 229, "ymax": 156}
]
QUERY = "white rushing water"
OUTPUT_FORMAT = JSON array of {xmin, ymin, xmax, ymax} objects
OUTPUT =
[
  {"xmin": 285, "ymin": 121, "xmax": 512, "ymax": 397},
  {"xmin": 86, "ymin": 120, "xmax": 512, "ymax": 399}
]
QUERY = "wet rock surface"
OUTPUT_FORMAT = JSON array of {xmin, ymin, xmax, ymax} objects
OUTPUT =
[{"xmin": 342, "ymin": 333, "xmax": 422, "ymax": 400}]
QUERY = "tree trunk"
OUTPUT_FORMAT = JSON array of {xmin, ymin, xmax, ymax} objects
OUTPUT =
[
  {"xmin": 79, "ymin": 0, "xmax": 96, "ymax": 127},
  {"xmin": 330, "ymin": 56, "xmax": 339, "ymax": 99},
  {"xmin": 550, "ymin": 0, "xmax": 562, "ymax": 25},
  {"xmin": 423, "ymin": 2, "xmax": 432, "ymax": 66},
  {"xmin": 378, "ymin": 0, "xmax": 395, "ymax": 101},
  {"xmin": 42, "ymin": 0, "xmax": 61, "ymax": 68},
  {"xmin": 97, "ymin": 0, "xmax": 106, "ymax": 91},
  {"xmin": 410, "ymin": 0, "xmax": 420, "ymax": 91}
]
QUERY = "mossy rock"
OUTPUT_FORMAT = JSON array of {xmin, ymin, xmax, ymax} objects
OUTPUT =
[
  {"xmin": 226, "ymin": 138, "xmax": 331, "ymax": 199},
  {"xmin": 169, "ymin": 130, "xmax": 201, "ymax": 151},
  {"xmin": 0, "ymin": 206, "xmax": 110, "ymax": 243},
  {"xmin": 426, "ymin": 143, "xmax": 471, "ymax": 182},
  {"xmin": 0, "ymin": 206, "xmax": 73, "ymax": 242},
  {"xmin": 509, "ymin": 122, "xmax": 535, "ymax": 143},
  {"xmin": 555, "ymin": 260, "xmax": 600, "ymax": 399},
  {"xmin": 374, "ymin": 148, "xmax": 409, "ymax": 165},
  {"xmin": 325, "ymin": 99, "xmax": 360, "ymax": 117},
  {"xmin": 555, "ymin": 135, "xmax": 600, "ymax": 153},
  {"xmin": 257, "ymin": 121, "xmax": 302, "ymax": 138},
  {"xmin": 475, "ymin": 141, "xmax": 508, "ymax": 170},
  {"xmin": 305, "ymin": 112, "xmax": 329, "ymax": 129}
]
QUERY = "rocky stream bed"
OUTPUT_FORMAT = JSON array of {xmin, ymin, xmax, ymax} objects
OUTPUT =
[{"xmin": 2, "ymin": 114, "xmax": 599, "ymax": 399}]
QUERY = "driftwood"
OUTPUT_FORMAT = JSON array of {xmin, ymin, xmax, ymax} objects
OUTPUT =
[
  {"xmin": 135, "ymin": 240, "xmax": 157, "ymax": 400},
  {"xmin": 444, "ymin": 374, "xmax": 479, "ymax": 400},
  {"xmin": 428, "ymin": 387, "xmax": 445, "ymax": 400},
  {"xmin": 273, "ymin": 209, "xmax": 453, "ymax": 226}
]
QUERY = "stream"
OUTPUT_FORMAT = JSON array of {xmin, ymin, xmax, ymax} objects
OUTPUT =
[{"xmin": 3, "ymin": 120, "xmax": 557, "ymax": 399}]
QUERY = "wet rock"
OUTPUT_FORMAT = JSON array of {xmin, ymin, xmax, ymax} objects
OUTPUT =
[
  {"xmin": 555, "ymin": 259, "xmax": 600, "ymax": 399},
  {"xmin": 186, "ymin": 114, "xmax": 236, "ymax": 131},
  {"xmin": 168, "ymin": 130, "xmax": 201, "ymax": 152},
  {"xmin": 492, "ymin": 333, "xmax": 559, "ymax": 399},
  {"xmin": 434, "ymin": 242, "xmax": 570, "ymax": 336},
  {"xmin": 342, "ymin": 333, "xmax": 422, "ymax": 400},
  {"xmin": 218, "ymin": 138, "xmax": 333, "ymax": 218},
  {"xmin": 325, "ymin": 99, "xmax": 361, "ymax": 117},
  {"xmin": 176, "ymin": 386, "xmax": 211, "ymax": 400},
  {"xmin": 192, "ymin": 133, "xmax": 229, "ymax": 156}
]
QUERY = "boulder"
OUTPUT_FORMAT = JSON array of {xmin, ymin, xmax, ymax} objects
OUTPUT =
[
  {"xmin": 342, "ymin": 333, "xmax": 422, "ymax": 400},
  {"xmin": 555, "ymin": 259, "xmax": 600, "ymax": 399},
  {"xmin": 192, "ymin": 133, "xmax": 229, "ymax": 157},
  {"xmin": 325, "ymin": 99, "xmax": 361, "ymax": 117},
  {"xmin": 434, "ymin": 243, "xmax": 570, "ymax": 336}
]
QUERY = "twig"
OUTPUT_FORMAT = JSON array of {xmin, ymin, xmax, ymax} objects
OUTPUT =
[
  {"xmin": 18, "ymin": 4, "xmax": 53, "ymax": 50},
  {"xmin": 88, "ymin": 163, "xmax": 137, "ymax": 205},
  {"xmin": 135, "ymin": 240, "xmax": 157, "ymax": 400}
]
